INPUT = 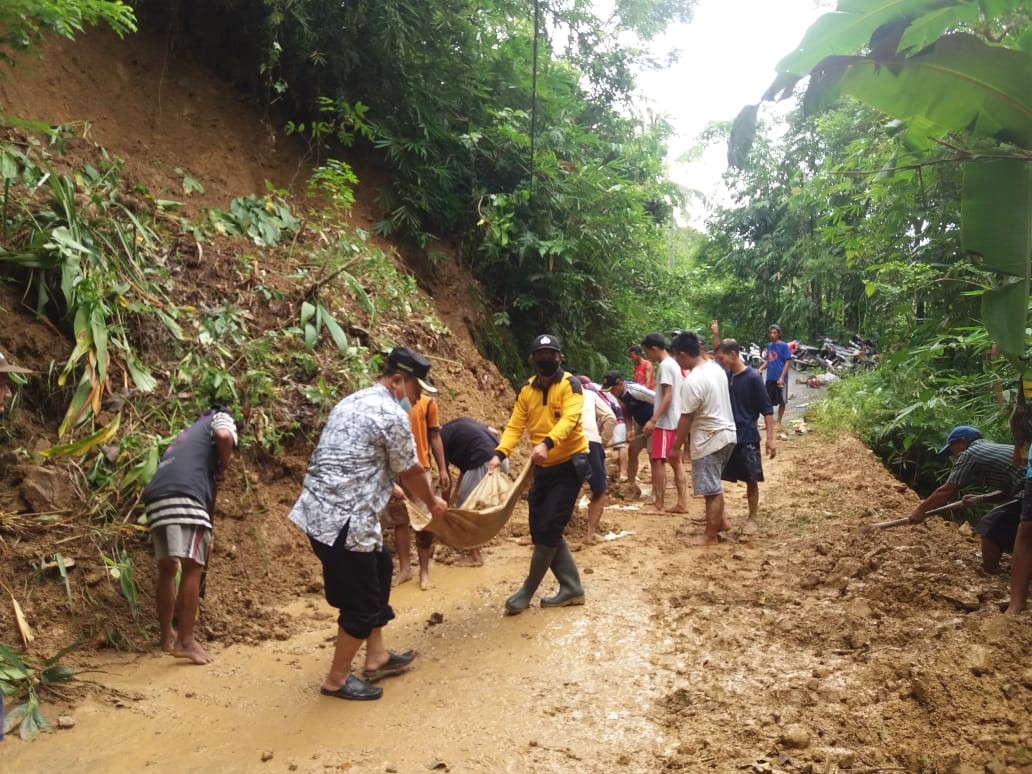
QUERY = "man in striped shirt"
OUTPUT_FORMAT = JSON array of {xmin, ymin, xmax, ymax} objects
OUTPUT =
[
  {"xmin": 601, "ymin": 370, "xmax": 655, "ymax": 488},
  {"xmin": 144, "ymin": 407, "xmax": 238, "ymax": 664},
  {"xmin": 907, "ymin": 425, "xmax": 1025, "ymax": 573}
]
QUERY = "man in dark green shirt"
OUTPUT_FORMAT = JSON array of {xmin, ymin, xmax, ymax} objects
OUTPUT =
[{"xmin": 908, "ymin": 426, "xmax": 1024, "ymax": 573}]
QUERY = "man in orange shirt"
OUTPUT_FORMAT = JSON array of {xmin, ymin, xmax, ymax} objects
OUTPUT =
[{"xmin": 387, "ymin": 393, "xmax": 450, "ymax": 589}]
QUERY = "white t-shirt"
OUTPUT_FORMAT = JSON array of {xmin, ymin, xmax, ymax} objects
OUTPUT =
[
  {"xmin": 680, "ymin": 359, "xmax": 737, "ymax": 460},
  {"xmin": 581, "ymin": 389, "xmax": 601, "ymax": 444},
  {"xmin": 654, "ymin": 355, "xmax": 683, "ymax": 431}
]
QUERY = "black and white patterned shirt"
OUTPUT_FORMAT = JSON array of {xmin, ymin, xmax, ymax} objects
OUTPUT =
[
  {"xmin": 288, "ymin": 383, "xmax": 418, "ymax": 550},
  {"xmin": 946, "ymin": 439, "xmax": 1025, "ymax": 498},
  {"xmin": 145, "ymin": 411, "xmax": 238, "ymax": 530}
]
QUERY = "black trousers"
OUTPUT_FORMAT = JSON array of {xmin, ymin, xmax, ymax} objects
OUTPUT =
[
  {"xmin": 527, "ymin": 460, "xmax": 582, "ymax": 547},
  {"xmin": 309, "ymin": 522, "xmax": 395, "ymax": 640}
]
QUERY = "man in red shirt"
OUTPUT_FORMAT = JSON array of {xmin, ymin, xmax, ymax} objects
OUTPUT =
[{"xmin": 628, "ymin": 345, "xmax": 655, "ymax": 389}]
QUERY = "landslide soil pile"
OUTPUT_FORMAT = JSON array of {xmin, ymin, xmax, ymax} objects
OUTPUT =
[
  {"xmin": 2, "ymin": 28, "xmax": 1032, "ymax": 774},
  {"xmin": 0, "ymin": 28, "xmax": 516, "ymax": 654}
]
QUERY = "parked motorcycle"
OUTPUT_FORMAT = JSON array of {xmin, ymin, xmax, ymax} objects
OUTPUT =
[
  {"xmin": 789, "ymin": 341, "xmax": 822, "ymax": 370},
  {"xmin": 745, "ymin": 342, "xmax": 763, "ymax": 369}
]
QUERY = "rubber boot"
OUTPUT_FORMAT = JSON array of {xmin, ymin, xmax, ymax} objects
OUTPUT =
[
  {"xmin": 540, "ymin": 540, "xmax": 585, "ymax": 608},
  {"xmin": 505, "ymin": 545, "xmax": 558, "ymax": 615}
]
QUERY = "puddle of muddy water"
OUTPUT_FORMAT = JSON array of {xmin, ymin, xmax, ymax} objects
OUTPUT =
[{"xmin": 2, "ymin": 530, "xmax": 670, "ymax": 773}]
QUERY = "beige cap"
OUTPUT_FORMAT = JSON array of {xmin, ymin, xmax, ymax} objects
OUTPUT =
[{"xmin": 0, "ymin": 352, "xmax": 33, "ymax": 374}]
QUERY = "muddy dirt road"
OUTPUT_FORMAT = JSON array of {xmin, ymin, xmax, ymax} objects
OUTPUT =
[{"xmin": 6, "ymin": 419, "xmax": 1032, "ymax": 773}]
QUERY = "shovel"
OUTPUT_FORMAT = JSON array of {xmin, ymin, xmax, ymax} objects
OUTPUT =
[{"xmin": 860, "ymin": 490, "xmax": 1004, "ymax": 532}]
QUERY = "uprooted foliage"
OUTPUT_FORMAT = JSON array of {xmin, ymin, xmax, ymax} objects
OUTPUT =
[{"xmin": 0, "ymin": 123, "xmax": 465, "ymax": 657}]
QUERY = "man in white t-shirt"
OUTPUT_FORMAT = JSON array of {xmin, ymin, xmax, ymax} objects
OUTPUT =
[
  {"xmin": 671, "ymin": 332, "xmax": 737, "ymax": 545},
  {"xmin": 576, "ymin": 376, "xmax": 616, "ymax": 542},
  {"xmin": 640, "ymin": 333, "xmax": 688, "ymax": 513}
]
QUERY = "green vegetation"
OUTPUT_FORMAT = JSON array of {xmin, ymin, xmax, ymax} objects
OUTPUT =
[
  {"xmin": 0, "ymin": 641, "xmax": 78, "ymax": 739},
  {"xmin": 719, "ymin": 0, "xmax": 1031, "ymax": 489},
  {"xmin": 150, "ymin": 0, "xmax": 701, "ymax": 376},
  {"xmin": 0, "ymin": 0, "xmax": 135, "ymax": 69},
  {"xmin": 0, "ymin": 0, "xmax": 1030, "ymax": 656}
]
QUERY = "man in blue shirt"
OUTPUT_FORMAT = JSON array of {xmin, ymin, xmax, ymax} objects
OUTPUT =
[
  {"xmin": 1009, "ymin": 445, "xmax": 1032, "ymax": 615},
  {"xmin": 758, "ymin": 323, "xmax": 792, "ymax": 428}
]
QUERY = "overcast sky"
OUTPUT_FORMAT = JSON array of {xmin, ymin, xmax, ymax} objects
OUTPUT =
[{"xmin": 633, "ymin": 0, "xmax": 829, "ymax": 223}]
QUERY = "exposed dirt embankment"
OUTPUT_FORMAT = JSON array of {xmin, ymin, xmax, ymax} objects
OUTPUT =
[{"xmin": 2, "ymin": 27, "xmax": 1032, "ymax": 774}]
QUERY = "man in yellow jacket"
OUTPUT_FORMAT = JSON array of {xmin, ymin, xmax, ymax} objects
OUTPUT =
[{"xmin": 488, "ymin": 334, "xmax": 589, "ymax": 614}]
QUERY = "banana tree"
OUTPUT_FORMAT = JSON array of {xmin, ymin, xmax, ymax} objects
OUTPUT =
[{"xmin": 730, "ymin": 0, "xmax": 1032, "ymax": 364}]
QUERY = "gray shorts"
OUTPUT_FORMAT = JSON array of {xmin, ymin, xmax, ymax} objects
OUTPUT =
[
  {"xmin": 629, "ymin": 422, "xmax": 652, "ymax": 450},
  {"xmin": 151, "ymin": 523, "xmax": 211, "ymax": 565},
  {"xmin": 456, "ymin": 458, "xmax": 509, "ymax": 506},
  {"xmin": 691, "ymin": 443, "xmax": 736, "ymax": 497}
]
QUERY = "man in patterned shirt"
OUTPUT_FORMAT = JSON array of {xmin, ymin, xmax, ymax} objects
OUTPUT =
[
  {"xmin": 144, "ymin": 406, "xmax": 238, "ymax": 665},
  {"xmin": 289, "ymin": 346, "xmax": 448, "ymax": 701},
  {"xmin": 908, "ymin": 425, "xmax": 1025, "ymax": 574}
]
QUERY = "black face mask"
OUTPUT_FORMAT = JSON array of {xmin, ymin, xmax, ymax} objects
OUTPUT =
[{"xmin": 535, "ymin": 360, "xmax": 560, "ymax": 378}]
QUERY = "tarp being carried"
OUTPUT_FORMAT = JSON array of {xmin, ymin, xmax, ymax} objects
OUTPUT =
[{"xmin": 407, "ymin": 463, "xmax": 533, "ymax": 548}]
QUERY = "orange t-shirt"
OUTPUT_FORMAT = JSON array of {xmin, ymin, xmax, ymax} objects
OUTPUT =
[{"xmin": 408, "ymin": 396, "xmax": 440, "ymax": 469}]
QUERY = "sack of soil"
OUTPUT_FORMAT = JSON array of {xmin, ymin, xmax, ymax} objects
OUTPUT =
[{"xmin": 406, "ymin": 463, "xmax": 533, "ymax": 548}]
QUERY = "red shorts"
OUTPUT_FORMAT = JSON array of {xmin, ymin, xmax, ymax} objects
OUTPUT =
[{"xmin": 650, "ymin": 428, "xmax": 677, "ymax": 461}]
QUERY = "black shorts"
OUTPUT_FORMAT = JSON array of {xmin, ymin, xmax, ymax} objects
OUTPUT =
[
  {"xmin": 976, "ymin": 499, "xmax": 1022, "ymax": 552},
  {"xmin": 309, "ymin": 521, "xmax": 395, "ymax": 640},
  {"xmin": 527, "ymin": 459, "xmax": 582, "ymax": 547},
  {"xmin": 721, "ymin": 442, "xmax": 764, "ymax": 483},
  {"xmin": 586, "ymin": 441, "xmax": 607, "ymax": 496},
  {"xmin": 766, "ymin": 381, "xmax": 785, "ymax": 407}
]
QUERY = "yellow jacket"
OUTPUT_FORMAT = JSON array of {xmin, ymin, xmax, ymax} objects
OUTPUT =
[{"xmin": 495, "ymin": 371, "xmax": 588, "ymax": 466}]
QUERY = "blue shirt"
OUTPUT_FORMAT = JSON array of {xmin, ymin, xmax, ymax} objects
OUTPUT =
[{"xmin": 763, "ymin": 341, "xmax": 792, "ymax": 383}]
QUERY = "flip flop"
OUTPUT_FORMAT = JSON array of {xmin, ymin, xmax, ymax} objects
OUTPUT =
[
  {"xmin": 320, "ymin": 674, "xmax": 382, "ymax": 701},
  {"xmin": 362, "ymin": 650, "xmax": 416, "ymax": 683}
]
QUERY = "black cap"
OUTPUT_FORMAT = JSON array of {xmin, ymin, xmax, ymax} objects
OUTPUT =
[
  {"xmin": 387, "ymin": 346, "xmax": 437, "ymax": 393},
  {"xmin": 530, "ymin": 334, "xmax": 562, "ymax": 354},
  {"xmin": 0, "ymin": 352, "xmax": 32, "ymax": 374},
  {"xmin": 641, "ymin": 332, "xmax": 667, "ymax": 350},
  {"xmin": 600, "ymin": 370, "xmax": 624, "ymax": 392}
]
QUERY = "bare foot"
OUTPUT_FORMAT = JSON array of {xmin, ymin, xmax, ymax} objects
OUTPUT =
[
  {"xmin": 419, "ymin": 572, "xmax": 431, "ymax": 591},
  {"xmin": 668, "ymin": 505, "xmax": 690, "ymax": 514},
  {"xmin": 454, "ymin": 555, "xmax": 483, "ymax": 568},
  {"xmin": 742, "ymin": 519, "xmax": 758, "ymax": 535},
  {"xmin": 687, "ymin": 533, "xmax": 721, "ymax": 546},
  {"xmin": 394, "ymin": 569, "xmax": 413, "ymax": 586},
  {"xmin": 718, "ymin": 518, "xmax": 732, "ymax": 532},
  {"xmin": 160, "ymin": 630, "xmax": 177, "ymax": 653},
  {"xmin": 172, "ymin": 640, "xmax": 212, "ymax": 665}
]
